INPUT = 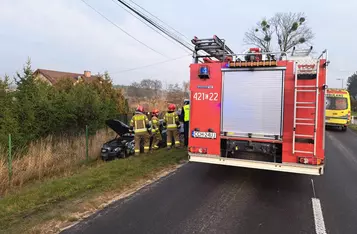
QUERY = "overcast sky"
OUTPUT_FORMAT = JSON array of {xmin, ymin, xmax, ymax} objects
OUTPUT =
[{"xmin": 0, "ymin": 0, "xmax": 355, "ymax": 88}]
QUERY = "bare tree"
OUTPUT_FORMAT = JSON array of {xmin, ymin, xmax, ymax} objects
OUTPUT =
[
  {"xmin": 151, "ymin": 79, "xmax": 163, "ymax": 107},
  {"xmin": 272, "ymin": 12, "xmax": 314, "ymax": 52},
  {"xmin": 244, "ymin": 12, "xmax": 314, "ymax": 52},
  {"xmin": 127, "ymin": 82, "xmax": 142, "ymax": 104},
  {"xmin": 182, "ymin": 81, "xmax": 190, "ymax": 99},
  {"xmin": 244, "ymin": 18, "xmax": 274, "ymax": 52},
  {"xmin": 166, "ymin": 83, "xmax": 183, "ymax": 105}
]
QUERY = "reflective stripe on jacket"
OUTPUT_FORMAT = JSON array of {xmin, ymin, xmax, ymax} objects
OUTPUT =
[
  {"xmin": 164, "ymin": 112, "xmax": 178, "ymax": 129},
  {"xmin": 151, "ymin": 116, "xmax": 159, "ymax": 133},
  {"xmin": 183, "ymin": 104, "xmax": 190, "ymax": 122},
  {"xmin": 130, "ymin": 113, "xmax": 149, "ymax": 132}
]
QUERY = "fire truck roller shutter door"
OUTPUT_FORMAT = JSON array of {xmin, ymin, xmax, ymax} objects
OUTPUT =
[{"xmin": 221, "ymin": 68, "xmax": 285, "ymax": 139}]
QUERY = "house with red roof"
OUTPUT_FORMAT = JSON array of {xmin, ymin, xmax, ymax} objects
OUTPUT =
[{"xmin": 33, "ymin": 69, "xmax": 101, "ymax": 85}]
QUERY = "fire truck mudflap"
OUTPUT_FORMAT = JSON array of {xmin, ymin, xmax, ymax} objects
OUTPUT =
[{"xmin": 188, "ymin": 36, "xmax": 328, "ymax": 176}]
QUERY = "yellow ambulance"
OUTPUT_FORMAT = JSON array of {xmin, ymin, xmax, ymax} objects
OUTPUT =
[{"xmin": 325, "ymin": 88, "xmax": 351, "ymax": 131}]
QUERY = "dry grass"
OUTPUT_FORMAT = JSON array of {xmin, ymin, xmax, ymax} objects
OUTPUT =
[
  {"xmin": 0, "ymin": 129, "xmax": 115, "ymax": 195},
  {"xmin": 0, "ymin": 148, "xmax": 187, "ymax": 234}
]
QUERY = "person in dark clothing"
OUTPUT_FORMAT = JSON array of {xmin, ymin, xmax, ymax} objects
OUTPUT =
[{"xmin": 181, "ymin": 99, "xmax": 190, "ymax": 147}]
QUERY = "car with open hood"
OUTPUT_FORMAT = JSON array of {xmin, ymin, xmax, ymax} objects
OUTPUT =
[{"xmin": 101, "ymin": 119, "xmax": 136, "ymax": 161}]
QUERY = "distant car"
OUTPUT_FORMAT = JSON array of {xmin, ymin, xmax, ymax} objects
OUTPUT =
[{"xmin": 101, "ymin": 119, "xmax": 136, "ymax": 161}]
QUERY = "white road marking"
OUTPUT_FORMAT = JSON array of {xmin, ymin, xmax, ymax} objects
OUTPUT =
[
  {"xmin": 312, "ymin": 198, "xmax": 327, "ymax": 234},
  {"xmin": 311, "ymin": 179, "xmax": 316, "ymax": 197}
]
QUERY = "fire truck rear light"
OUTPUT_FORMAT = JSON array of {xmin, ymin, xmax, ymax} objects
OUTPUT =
[
  {"xmin": 189, "ymin": 146, "xmax": 207, "ymax": 154},
  {"xmin": 298, "ymin": 157, "xmax": 324, "ymax": 165}
]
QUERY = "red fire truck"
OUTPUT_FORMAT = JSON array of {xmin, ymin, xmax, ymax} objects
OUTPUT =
[{"xmin": 188, "ymin": 35, "xmax": 329, "ymax": 175}]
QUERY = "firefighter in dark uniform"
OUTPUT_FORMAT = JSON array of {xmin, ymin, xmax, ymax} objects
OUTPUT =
[
  {"xmin": 150, "ymin": 108, "xmax": 162, "ymax": 151},
  {"xmin": 181, "ymin": 99, "xmax": 190, "ymax": 147},
  {"xmin": 163, "ymin": 104, "xmax": 181, "ymax": 149},
  {"xmin": 130, "ymin": 105, "xmax": 151, "ymax": 155}
]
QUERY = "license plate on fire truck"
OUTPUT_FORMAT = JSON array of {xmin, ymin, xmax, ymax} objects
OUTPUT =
[{"xmin": 192, "ymin": 131, "xmax": 217, "ymax": 139}]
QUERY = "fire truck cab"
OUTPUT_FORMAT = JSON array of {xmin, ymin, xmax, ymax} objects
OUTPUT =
[{"xmin": 188, "ymin": 35, "xmax": 328, "ymax": 175}]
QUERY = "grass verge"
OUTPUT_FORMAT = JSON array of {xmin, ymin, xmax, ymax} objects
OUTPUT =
[
  {"xmin": 0, "ymin": 129, "xmax": 116, "ymax": 195},
  {"xmin": 0, "ymin": 149, "xmax": 187, "ymax": 234},
  {"xmin": 349, "ymin": 124, "xmax": 357, "ymax": 132}
]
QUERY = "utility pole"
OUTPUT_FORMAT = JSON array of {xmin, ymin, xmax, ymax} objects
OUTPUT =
[{"xmin": 336, "ymin": 78, "xmax": 344, "ymax": 88}]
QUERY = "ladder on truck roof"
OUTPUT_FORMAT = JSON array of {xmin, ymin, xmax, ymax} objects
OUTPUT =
[
  {"xmin": 292, "ymin": 51, "xmax": 323, "ymax": 159},
  {"xmin": 291, "ymin": 46, "xmax": 313, "ymax": 57},
  {"xmin": 191, "ymin": 35, "xmax": 234, "ymax": 62}
]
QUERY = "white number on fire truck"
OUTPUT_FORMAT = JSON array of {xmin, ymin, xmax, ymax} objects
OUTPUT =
[{"xmin": 193, "ymin": 92, "xmax": 218, "ymax": 101}]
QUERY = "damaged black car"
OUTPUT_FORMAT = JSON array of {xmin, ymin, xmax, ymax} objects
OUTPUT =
[{"xmin": 101, "ymin": 119, "xmax": 137, "ymax": 161}]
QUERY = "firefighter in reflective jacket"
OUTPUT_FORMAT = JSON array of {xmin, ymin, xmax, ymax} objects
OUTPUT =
[
  {"xmin": 150, "ymin": 109, "xmax": 162, "ymax": 151},
  {"xmin": 130, "ymin": 105, "xmax": 151, "ymax": 155},
  {"xmin": 181, "ymin": 99, "xmax": 190, "ymax": 147},
  {"xmin": 164, "ymin": 104, "xmax": 181, "ymax": 149}
]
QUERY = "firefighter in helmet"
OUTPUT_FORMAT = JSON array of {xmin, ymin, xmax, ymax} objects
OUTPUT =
[
  {"xmin": 163, "ymin": 103, "xmax": 181, "ymax": 149},
  {"xmin": 150, "ymin": 108, "xmax": 162, "ymax": 151},
  {"xmin": 130, "ymin": 105, "xmax": 151, "ymax": 155}
]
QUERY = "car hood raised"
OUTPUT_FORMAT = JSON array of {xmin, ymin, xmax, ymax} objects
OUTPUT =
[{"xmin": 105, "ymin": 119, "xmax": 130, "ymax": 135}]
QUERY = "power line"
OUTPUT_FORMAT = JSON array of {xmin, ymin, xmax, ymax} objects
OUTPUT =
[
  {"xmin": 127, "ymin": 0, "xmax": 191, "ymax": 41},
  {"xmin": 111, "ymin": 54, "xmax": 191, "ymax": 74},
  {"xmin": 113, "ymin": 0, "xmax": 208, "ymax": 62},
  {"xmin": 116, "ymin": 0, "xmax": 194, "ymax": 53},
  {"xmin": 80, "ymin": 0, "xmax": 168, "ymax": 58},
  {"xmin": 110, "ymin": 0, "xmax": 189, "ymax": 54}
]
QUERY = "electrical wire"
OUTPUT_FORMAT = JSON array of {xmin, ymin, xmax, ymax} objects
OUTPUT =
[
  {"xmin": 116, "ymin": 0, "xmax": 194, "ymax": 53},
  {"xmin": 114, "ymin": 0, "xmax": 207, "ymax": 62},
  {"xmin": 80, "ymin": 0, "xmax": 168, "ymax": 58},
  {"xmin": 110, "ymin": 0, "xmax": 189, "ymax": 54},
  {"xmin": 113, "ymin": 0, "xmax": 209, "ymax": 62},
  {"xmin": 110, "ymin": 54, "xmax": 191, "ymax": 74},
  {"xmin": 127, "ymin": 0, "xmax": 191, "ymax": 41}
]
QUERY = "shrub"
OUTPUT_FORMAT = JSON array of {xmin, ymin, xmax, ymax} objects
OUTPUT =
[{"xmin": 0, "ymin": 59, "xmax": 128, "ymax": 151}]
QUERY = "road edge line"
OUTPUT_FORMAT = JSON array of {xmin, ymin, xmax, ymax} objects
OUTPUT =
[{"xmin": 311, "ymin": 197, "xmax": 327, "ymax": 234}]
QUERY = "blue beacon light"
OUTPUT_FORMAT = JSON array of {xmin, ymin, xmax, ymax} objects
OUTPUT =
[{"xmin": 198, "ymin": 66, "xmax": 210, "ymax": 79}]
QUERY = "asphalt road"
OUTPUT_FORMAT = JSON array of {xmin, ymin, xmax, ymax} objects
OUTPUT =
[{"xmin": 62, "ymin": 129, "xmax": 357, "ymax": 234}]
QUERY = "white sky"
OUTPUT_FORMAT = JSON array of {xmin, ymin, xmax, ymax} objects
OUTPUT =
[{"xmin": 0, "ymin": 0, "xmax": 356, "ymax": 88}]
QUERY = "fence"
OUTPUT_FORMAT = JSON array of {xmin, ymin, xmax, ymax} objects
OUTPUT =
[{"xmin": 4, "ymin": 125, "xmax": 96, "ymax": 187}]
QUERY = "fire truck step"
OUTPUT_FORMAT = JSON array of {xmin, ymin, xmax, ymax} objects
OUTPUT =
[
  {"xmin": 296, "ymin": 123, "xmax": 315, "ymax": 126},
  {"xmin": 296, "ymin": 90, "xmax": 316, "ymax": 92},
  {"xmin": 295, "ymin": 134, "xmax": 314, "ymax": 138},
  {"xmin": 296, "ymin": 106, "xmax": 316, "ymax": 109},
  {"xmin": 296, "ymin": 118, "xmax": 314, "ymax": 121},
  {"xmin": 294, "ymin": 150, "xmax": 314, "ymax": 154},
  {"xmin": 296, "ymin": 102, "xmax": 316, "ymax": 104},
  {"xmin": 296, "ymin": 85, "xmax": 317, "ymax": 88}
]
